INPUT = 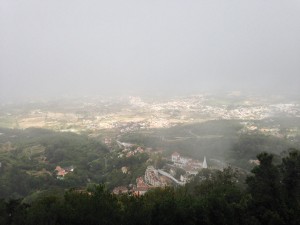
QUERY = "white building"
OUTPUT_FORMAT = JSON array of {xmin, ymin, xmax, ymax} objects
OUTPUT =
[
  {"xmin": 171, "ymin": 152, "xmax": 180, "ymax": 162},
  {"xmin": 145, "ymin": 166, "xmax": 161, "ymax": 187}
]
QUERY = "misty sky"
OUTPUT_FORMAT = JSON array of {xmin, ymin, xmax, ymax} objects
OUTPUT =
[{"xmin": 1, "ymin": 0, "xmax": 300, "ymax": 101}]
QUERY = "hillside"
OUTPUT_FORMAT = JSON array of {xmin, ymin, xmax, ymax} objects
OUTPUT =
[{"xmin": 0, "ymin": 150, "xmax": 299, "ymax": 225}]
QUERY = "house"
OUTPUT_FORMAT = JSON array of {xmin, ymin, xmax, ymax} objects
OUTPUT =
[
  {"xmin": 179, "ymin": 157, "xmax": 189, "ymax": 164},
  {"xmin": 171, "ymin": 152, "xmax": 180, "ymax": 162},
  {"xmin": 55, "ymin": 166, "xmax": 68, "ymax": 177},
  {"xmin": 132, "ymin": 177, "xmax": 151, "ymax": 196},
  {"xmin": 144, "ymin": 166, "xmax": 161, "ymax": 187},
  {"xmin": 183, "ymin": 165, "xmax": 198, "ymax": 175},
  {"xmin": 113, "ymin": 186, "xmax": 128, "ymax": 195},
  {"xmin": 136, "ymin": 147, "xmax": 144, "ymax": 153},
  {"xmin": 65, "ymin": 166, "xmax": 74, "ymax": 172},
  {"xmin": 121, "ymin": 166, "xmax": 128, "ymax": 174},
  {"xmin": 249, "ymin": 159, "xmax": 260, "ymax": 165},
  {"xmin": 132, "ymin": 186, "xmax": 149, "ymax": 196},
  {"xmin": 189, "ymin": 159, "xmax": 202, "ymax": 169},
  {"xmin": 55, "ymin": 165, "xmax": 74, "ymax": 178},
  {"xmin": 136, "ymin": 177, "xmax": 149, "ymax": 188}
]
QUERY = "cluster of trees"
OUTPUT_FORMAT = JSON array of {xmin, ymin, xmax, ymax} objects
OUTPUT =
[
  {"xmin": 103, "ymin": 152, "xmax": 149, "ymax": 189},
  {"xmin": 229, "ymin": 133, "xmax": 292, "ymax": 170},
  {"xmin": 0, "ymin": 149, "xmax": 299, "ymax": 225},
  {"xmin": 0, "ymin": 128, "xmax": 109, "ymax": 198}
]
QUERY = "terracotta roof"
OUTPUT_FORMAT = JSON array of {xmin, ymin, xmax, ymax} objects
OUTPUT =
[
  {"xmin": 134, "ymin": 186, "xmax": 149, "ymax": 192},
  {"xmin": 113, "ymin": 186, "xmax": 128, "ymax": 194}
]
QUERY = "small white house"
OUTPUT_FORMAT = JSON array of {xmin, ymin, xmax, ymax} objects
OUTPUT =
[{"xmin": 171, "ymin": 152, "xmax": 180, "ymax": 162}]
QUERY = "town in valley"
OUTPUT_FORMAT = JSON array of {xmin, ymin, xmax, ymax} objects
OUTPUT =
[{"xmin": 1, "ymin": 92, "xmax": 299, "ymax": 195}]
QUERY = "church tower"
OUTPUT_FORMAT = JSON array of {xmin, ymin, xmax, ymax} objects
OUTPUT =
[{"xmin": 202, "ymin": 156, "xmax": 207, "ymax": 169}]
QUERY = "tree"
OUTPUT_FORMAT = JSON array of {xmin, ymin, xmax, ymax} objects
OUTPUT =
[
  {"xmin": 62, "ymin": 185, "xmax": 121, "ymax": 225},
  {"xmin": 26, "ymin": 195, "xmax": 62, "ymax": 225},
  {"xmin": 280, "ymin": 149, "xmax": 300, "ymax": 225},
  {"xmin": 0, "ymin": 199, "xmax": 8, "ymax": 225},
  {"xmin": 246, "ymin": 153, "xmax": 286, "ymax": 225}
]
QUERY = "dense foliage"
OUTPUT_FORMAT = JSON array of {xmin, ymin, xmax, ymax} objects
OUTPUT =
[
  {"xmin": 0, "ymin": 128, "xmax": 151, "ymax": 199},
  {"xmin": 0, "ymin": 128, "xmax": 109, "ymax": 198},
  {"xmin": 0, "ymin": 150, "xmax": 299, "ymax": 225}
]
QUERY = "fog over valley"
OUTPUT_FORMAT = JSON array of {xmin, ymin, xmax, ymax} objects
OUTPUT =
[{"xmin": 1, "ymin": 0, "xmax": 300, "ymax": 101}]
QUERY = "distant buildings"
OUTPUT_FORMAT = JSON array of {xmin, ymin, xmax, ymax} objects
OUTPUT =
[
  {"xmin": 170, "ymin": 152, "xmax": 208, "ymax": 183},
  {"xmin": 171, "ymin": 152, "xmax": 180, "ymax": 162},
  {"xmin": 144, "ymin": 166, "xmax": 163, "ymax": 187},
  {"xmin": 54, "ymin": 165, "xmax": 74, "ymax": 179},
  {"xmin": 133, "ymin": 186, "xmax": 149, "ymax": 196},
  {"xmin": 112, "ymin": 153, "xmax": 208, "ymax": 196},
  {"xmin": 117, "ymin": 143, "xmax": 145, "ymax": 158},
  {"xmin": 171, "ymin": 152, "xmax": 207, "ymax": 171},
  {"xmin": 133, "ymin": 176, "xmax": 150, "ymax": 196},
  {"xmin": 112, "ymin": 186, "xmax": 128, "ymax": 195},
  {"xmin": 113, "ymin": 177, "xmax": 151, "ymax": 196}
]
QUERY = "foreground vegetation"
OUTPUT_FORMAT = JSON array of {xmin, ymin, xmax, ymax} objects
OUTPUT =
[{"xmin": 0, "ymin": 150, "xmax": 299, "ymax": 225}]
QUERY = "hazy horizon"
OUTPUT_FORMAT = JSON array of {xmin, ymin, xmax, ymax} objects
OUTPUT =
[{"xmin": 1, "ymin": 0, "xmax": 300, "ymax": 102}]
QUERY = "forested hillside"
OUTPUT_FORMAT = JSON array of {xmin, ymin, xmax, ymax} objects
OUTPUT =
[
  {"xmin": 0, "ymin": 150, "xmax": 299, "ymax": 225},
  {"xmin": 1, "ymin": 123, "xmax": 299, "ymax": 199},
  {"xmin": 0, "ymin": 128, "xmax": 108, "ymax": 198},
  {"xmin": 0, "ymin": 127, "xmax": 152, "ymax": 199}
]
